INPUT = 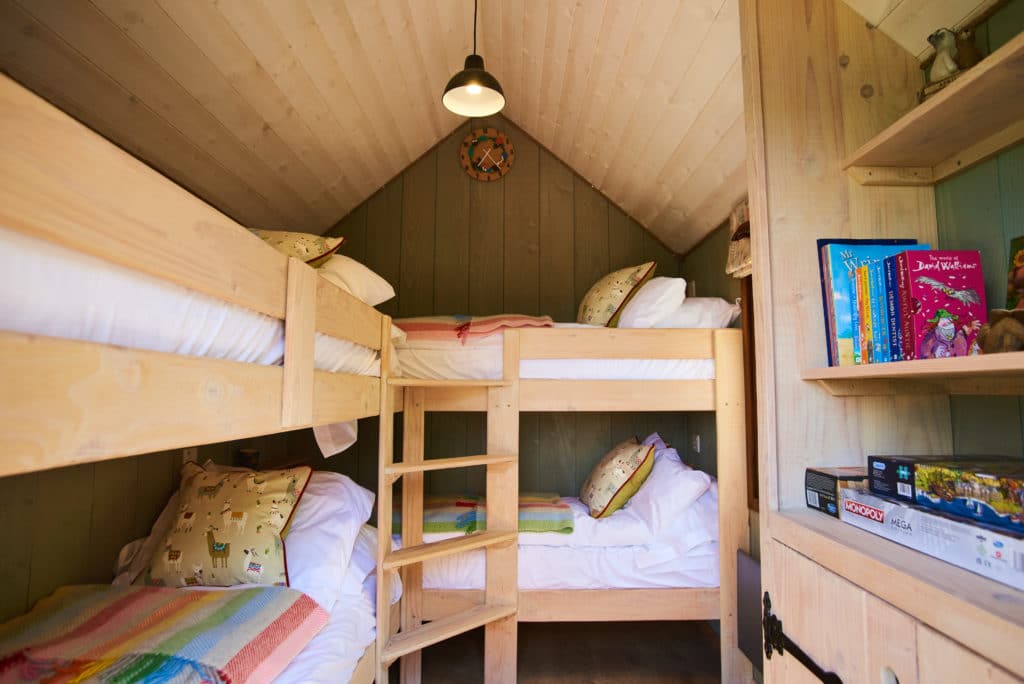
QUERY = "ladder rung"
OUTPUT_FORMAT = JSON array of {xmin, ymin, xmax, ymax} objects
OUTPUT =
[
  {"xmin": 385, "ymin": 454, "xmax": 516, "ymax": 477},
  {"xmin": 380, "ymin": 602, "xmax": 516, "ymax": 663},
  {"xmin": 383, "ymin": 530, "xmax": 516, "ymax": 570},
  {"xmin": 388, "ymin": 377, "xmax": 512, "ymax": 387}
]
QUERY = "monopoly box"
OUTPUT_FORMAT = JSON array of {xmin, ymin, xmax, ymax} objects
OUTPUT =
[{"xmin": 839, "ymin": 488, "xmax": 1024, "ymax": 591}]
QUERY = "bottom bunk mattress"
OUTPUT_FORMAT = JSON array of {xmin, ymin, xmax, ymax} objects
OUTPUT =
[
  {"xmin": 395, "ymin": 485, "xmax": 721, "ymax": 591},
  {"xmin": 0, "ymin": 227, "xmax": 384, "ymax": 375}
]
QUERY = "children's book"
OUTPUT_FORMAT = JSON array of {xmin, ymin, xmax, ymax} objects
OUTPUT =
[
  {"xmin": 895, "ymin": 250, "xmax": 987, "ymax": 359},
  {"xmin": 855, "ymin": 264, "xmax": 873, "ymax": 363},
  {"xmin": 817, "ymin": 239, "xmax": 919, "ymax": 366},
  {"xmin": 883, "ymin": 255, "xmax": 903, "ymax": 361},
  {"xmin": 868, "ymin": 259, "xmax": 890, "ymax": 363}
]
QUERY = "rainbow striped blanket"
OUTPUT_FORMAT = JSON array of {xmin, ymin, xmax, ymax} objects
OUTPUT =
[
  {"xmin": 394, "ymin": 493, "xmax": 574, "ymax": 535},
  {"xmin": 394, "ymin": 314, "xmax": 554, "ymax": 344},
  {"xmin": 0, "ymin": 584, "xmax": 328, "ymax": 683}
]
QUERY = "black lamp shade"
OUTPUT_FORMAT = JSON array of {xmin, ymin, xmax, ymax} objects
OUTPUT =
[{"xmin": 442, "ymin": 54, "xmax": 505, "ymax": 117}]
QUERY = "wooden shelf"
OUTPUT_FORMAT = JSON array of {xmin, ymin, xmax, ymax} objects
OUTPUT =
[
  {"xmin": 844, "ymin": 31, "xmax": 1024, "ymax": 186},
  {"xmin": 383, "ymin": 530, "xmax": 517, "ymax": 570},
  {"xmin": 771, "ymin": 509, "xmax": 1024, "ymax": 675},
  {"xmin": 802, "ymin": 352, "xmax": 1024, "ymax": 395},
  {"xmin": 380, "ymin": 602, "xmax": 517, "ymax": 663}
]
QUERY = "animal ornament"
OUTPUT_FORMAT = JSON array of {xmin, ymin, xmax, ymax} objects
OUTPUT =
[
  {"xmin": 206, "ymin": 527, "xmax": 231, "ymax": 568},
  {"xmin": 927, "ymin": 28, "xmax": 960, "ymax": 83}
]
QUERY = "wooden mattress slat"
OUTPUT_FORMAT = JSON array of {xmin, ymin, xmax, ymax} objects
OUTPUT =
[{"xmin": 518, "ymin": 328, "xmax": 715, "ymax": 359}]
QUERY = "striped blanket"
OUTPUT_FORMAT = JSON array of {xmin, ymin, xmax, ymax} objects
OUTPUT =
[
  {"xmin": 394, "ymin": 493, "xmax": 574, "ymax": 535},
  {"xmin": 0, "ymin": 584, "xmax": 328, "ymax": 684},
  {"xmin": 394, "ymin": 314, "xmax": 554, "ymax": 344}
]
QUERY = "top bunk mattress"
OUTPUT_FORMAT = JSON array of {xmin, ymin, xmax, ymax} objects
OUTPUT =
[
  {"xmin": 395, "ymin": 322, "xmax": 715, "ymax": 380},
  {"xmin": 0, "ymin": 227, "xmax": 381, "ymax": 375}
]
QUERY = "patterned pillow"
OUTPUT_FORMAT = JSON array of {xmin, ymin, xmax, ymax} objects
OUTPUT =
[
  {"xmin": 251, "ymin": 229, "xmax": 344, "ymax": 268},
  {"xmin": 579, "ymin": 438, "xmax": 656, "ymax": 518},
  {"xmin": 142, "ymin": 463, "xmax": 312, "ymax": 588},
  {"xmin": 577, "ymin": 262, "xmax": 657, "ymax": 327}
]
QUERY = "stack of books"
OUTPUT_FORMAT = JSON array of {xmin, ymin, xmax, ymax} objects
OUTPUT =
[
  {"xmin": 805, "ymin": 458, "xmax": 1024, "ymax": 590},
  {"xmin": 817, "ymin": 239, "xmax": 988, "ymax": 366}
]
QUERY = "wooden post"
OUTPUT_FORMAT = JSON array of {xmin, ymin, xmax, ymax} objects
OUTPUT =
[
  {"xmin": 376, "ymin": 315, "xmax": 395, "ymax": 684},
  {"xmin": 484, "ymin": 330, "xmax": 520, "ymax": 683},
  {"xmin": 281, "ymin": 257, "xmax": 315, "ymax": 428},
  {"xmin": 400, "ymin": 387, "xmax": 425, "ymax": 684}
]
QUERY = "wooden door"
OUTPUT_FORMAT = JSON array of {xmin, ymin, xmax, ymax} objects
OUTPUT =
[{"xmin": 762, "ymin": 542, "xmax": 918, "ymax": 684}]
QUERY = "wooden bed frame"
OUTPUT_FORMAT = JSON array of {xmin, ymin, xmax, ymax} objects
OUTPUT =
[
  {"xmin": 0, "ymin": 74, "xmax": 396, "ymax": 683},
  {"xmin": 384, "ymin": 327, "xmax": 751, "ymax": 683}
]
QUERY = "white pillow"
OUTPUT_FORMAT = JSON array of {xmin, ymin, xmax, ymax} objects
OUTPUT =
[
  {"xmin": 623, "ymin": 433, "xmax": 712, "ymax": 538},
  {"xmin": 652, "ymin": 297, "xmax": 741, "ymax": 329},
  {"xmin": 114, "ymin": 466, "xmax": 374, "ymax": 612},
  {"xmin": 617, "ymin": 277, "xmax": 687, "ymax": 328},
  {"xmin": 318, "ymin": 254, "xmax": 395, "ymax": 306}
]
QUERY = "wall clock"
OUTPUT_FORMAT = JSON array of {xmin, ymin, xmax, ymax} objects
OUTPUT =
[{"xmin": 459, "ymin": 127, "xmax": 515, "ymax": 181}]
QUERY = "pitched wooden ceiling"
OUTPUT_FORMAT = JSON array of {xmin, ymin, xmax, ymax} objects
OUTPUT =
[{"xmin": 0, "ymin": 0, "xmax": 744, "ymax": 254}]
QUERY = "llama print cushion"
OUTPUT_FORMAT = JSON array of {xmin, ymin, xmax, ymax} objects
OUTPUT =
[{"xmin": 142, "ymin": 463, "xmax": 312, "ymax": 588}]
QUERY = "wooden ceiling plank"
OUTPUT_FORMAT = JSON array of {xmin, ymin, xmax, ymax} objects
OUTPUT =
[
  {"xmin": 499, "ymin": 0, "xmax": 525, "ymax": 127},
  {"xmin": 155, "ymin": 0, "xmax": 355, "ymax": 230},
  {"xmin": 260, "ymin": 0, "xmax": 390, "ymax": 196},
  {"xmin": 15, "ymin": 0, "xmax": 310, "ymax": 227},
  {"xmin": 213, "ymin": 0, "xmax": 365, "ymax": 213},
  {"xmin": 656, "ymin": 159, "xmax": 747, "ymax": 254},
  {"xmin": 90, "ymin": 0, "xmax": 337, "ymax": 228},
  {"xmin": 375, "ymin": 0, "xmax": 447, "ymax": 141},
  {"xmin": 617, "ymin": 0, "xmax": 740, "ymax": 207},
  {"xmin": 641, "ymin": 57, "xmax": 744, "ymax": 225},
  {"xmin": 547, "ymin": 0, "xmax": 606, "ymax": 160},
  {"xmin": 599, "ymin": 0, "xmax": 725, "ymax": 200},
  {"xmin": 648, "ymin": 113, "xmax": 746, "ymax": 239},
  {"xmin": 587, "ymin": 0, "xmax": 681, "ymax": 189},
  {"xmin": 405, "ymin": 0, "xmax": 465, "ymax": 134},
  {"xmin": 535, "ymin": 0, "xmax": 576, "ymax": 145},
  {"xmin": 0, "ymin": 0, "xmax": 278, "ymax": 228},
  {"xmin": 340, "ymin": 0, "xmax": 440, "ymax": 160},
  {"xmin": 515, "ymin": 0, "xmax": 549, "ymax": 134},
  {"xmin": 305, "ymin": 1, "xmax": 417, "ymax": 170},
  {"xmin": 564, "ymin": 0, "xmax": 643, "ymax": 176},
  {"xmin": 478, "ymin": 0, "xmax": 505, "ymax": 105}
]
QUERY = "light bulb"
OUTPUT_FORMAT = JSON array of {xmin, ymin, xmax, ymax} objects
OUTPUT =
[{"xmin": 467, "ymin": 84, "xmax": 482, "ymax": 95}]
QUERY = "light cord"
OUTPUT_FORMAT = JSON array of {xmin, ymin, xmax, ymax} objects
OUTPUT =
[{"xmin": 473, "ymin": 0, "xmax": 478, "ymax": 55}]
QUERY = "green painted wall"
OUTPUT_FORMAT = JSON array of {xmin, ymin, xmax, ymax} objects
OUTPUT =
[
  {"xmin": 679, "ymin": 220, "xmax": 742, "ymax": 305},
  {"xmin": 934, "ymin": 6, "xmax": 1024, "ymax": 457},
  {"xmin": 0, "ymin": 450, "xmax": 180, "ymax": 621}
]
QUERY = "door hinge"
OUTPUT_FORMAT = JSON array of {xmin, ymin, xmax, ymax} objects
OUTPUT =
[{"xmin": 763, "ymin": 591, "xmax": 844, "ymax": 684}]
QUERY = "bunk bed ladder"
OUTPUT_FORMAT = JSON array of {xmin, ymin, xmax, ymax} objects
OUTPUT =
[{"xmin": 377, "ymin": 331, "xmax": 521, "ymax": 684}]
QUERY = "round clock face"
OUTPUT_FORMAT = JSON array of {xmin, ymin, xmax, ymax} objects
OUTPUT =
[{"xmin": 459, "ymin": 127, "xmax": 515, "ymax": 181}]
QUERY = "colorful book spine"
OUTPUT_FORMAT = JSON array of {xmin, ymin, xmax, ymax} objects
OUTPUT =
[
  {"xmin": 869, "ymin": 259, "xmax": 889, "ymax": 363},
  {"xmin": 897, "ymin": 250, "xmax": 988, "ymax": 359},
  {"xmin": 884, "ymin": 255, "xmax": 903, "ymax": 361},
  {"xmin": 816, "ymin": 239, "xmax": 921, "ymax": 367},
  {"xmin": 894, "ymin": 251, "xmax": 915, "ymax": 360},
  {"xmin": 856, "ymin": 264, "xmax": 873, "ymax": 363}
]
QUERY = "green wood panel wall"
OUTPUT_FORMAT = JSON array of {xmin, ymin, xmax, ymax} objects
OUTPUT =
[
  {"xmin": 0, "ymin": 450, "xmax": 180, "ymax": 621},
  {"xmin": 319, "ymin": 115, "xmax": 689, "ymax": 496},
  {"xmin": 933, "ymin": 3, "xmax": 1024, "ymax": 456}
]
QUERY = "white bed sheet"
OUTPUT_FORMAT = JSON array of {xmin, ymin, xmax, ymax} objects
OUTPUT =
[
  {"xmin": 395, "ymin": 322, "xmax": 715, "ymax": 380},
  {"xmin": 395, "ymin": 488, "xmax": 720, "ymax": 590},
  {"xmin": 0, "ymin": 227, "xmax": 380, "ymax": 375}
]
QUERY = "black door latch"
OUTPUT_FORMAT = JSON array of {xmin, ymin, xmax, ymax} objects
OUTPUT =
[{"xmin": 763, "ymin": 592, "xmax": 843, "ymax": 684}]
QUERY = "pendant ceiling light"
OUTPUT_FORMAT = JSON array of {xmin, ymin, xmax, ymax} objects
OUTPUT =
[{"xmin": 442, "ymin": 0, "xmax": 505, "ymax": 117}]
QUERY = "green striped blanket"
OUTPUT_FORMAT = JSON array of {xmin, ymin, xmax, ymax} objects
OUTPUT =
[
  {"xmin": 393, "ymin": 493, "xmax": 574, "ymax": 535},
  {"xmin": 0, "ymin": 584, "xmax": 327, "ymax": 683}
]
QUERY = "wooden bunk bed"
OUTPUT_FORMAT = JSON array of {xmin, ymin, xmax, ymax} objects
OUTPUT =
[
  {"xmin": 376, "ymin": 327, "xmax": 751, "ymax": 683},
  {"xmin": 0, "ymin": 74, "xmax": 396, "ymax": 683}
]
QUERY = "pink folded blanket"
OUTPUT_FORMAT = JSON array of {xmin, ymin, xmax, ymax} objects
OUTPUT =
[{"xmin": 395, "ymin": 314, "xmax": 554, "ymax": 344}]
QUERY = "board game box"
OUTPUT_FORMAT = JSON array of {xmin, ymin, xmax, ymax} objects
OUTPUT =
[
  {"xmin": 805, "ymin": 466, "xmax": 868, "ymax": 517},
  {"xmin": 894, "ymin": 249, "xmax": 987, "ymax": 360},
  {"xmin": 839, "ymin": 488, "xmax": 1024, "ymax": 591}
]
